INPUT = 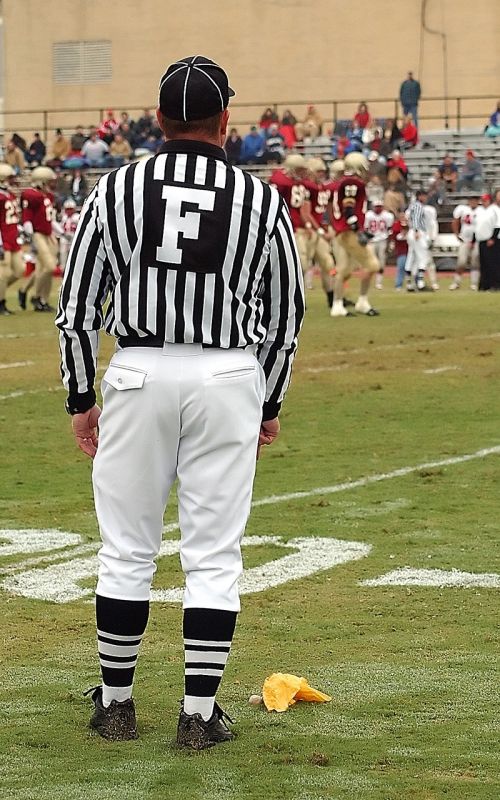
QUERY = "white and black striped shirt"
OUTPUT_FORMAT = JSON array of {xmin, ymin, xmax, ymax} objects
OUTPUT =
[
  {"xmin": 407, "ymin": 200, "xmax": 427, "ymax": 233},
  {"xmin": 56, "ymin": 140, "xmax": 304, "ymax": 419}
]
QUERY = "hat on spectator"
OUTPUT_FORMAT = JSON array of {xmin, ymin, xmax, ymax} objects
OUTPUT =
[
  {"xmin": 481, "ymin": 193, "xmax": 492, "ymax": 202},
  {"xmin": 159, "ymin": 56, "xmax": 235, "ymax": 122},
  {"xmin": 368, "ymin": 151, "xmax": 379, "ymax": 161}
]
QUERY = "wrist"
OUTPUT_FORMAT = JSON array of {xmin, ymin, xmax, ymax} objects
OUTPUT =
[{"xmin": 65, "ymin": 388, "xmax": 96, "ymax": 415}]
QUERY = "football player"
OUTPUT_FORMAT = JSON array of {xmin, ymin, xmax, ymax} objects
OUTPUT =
[
  {"xmin": 269, "ymin": 154, "xmax": 314, "ymax": 280},
  {"xmin": 0, "ymin": 164, "xmax": 24, "ymax": 316},
  {"xmin": 328, "ymin": 152, "xmax": 380, "ymax": 317},
  {"xmin": 363, "ymin": 201, "xmax": 394, "ymax": 289},
  {"xmin": 302, "ymin": 158, "xmax": 335, "ymax": 307},
  {"xmin": 58, "ymin": 198, "xmax": 80, "ymax": 272},
  {"xmin": 21, "ymin": 166, "xmax": 57, "ymax": 311},
  {"xmin": 450, "ymin": 196, "xmax": 480, "ymax": 290}
]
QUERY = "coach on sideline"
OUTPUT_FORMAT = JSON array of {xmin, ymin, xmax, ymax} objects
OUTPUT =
[{"xmin": 56, "ymin": 56, "xmax": 304, "ymax": 750}]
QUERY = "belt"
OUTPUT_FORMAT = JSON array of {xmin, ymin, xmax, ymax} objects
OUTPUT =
[{"xmin": 118, "ymin": 335, "xmax": 219, "ymax": 349}]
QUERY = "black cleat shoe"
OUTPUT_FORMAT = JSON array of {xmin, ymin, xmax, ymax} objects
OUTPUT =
[
  {"xmin": 343, "ymin": 298, "xmax": 355, "ymax": 307},
  {"xmin": 176, "ymin": 702, "xmax": 235, "ymax": 751},
  {"xmin": 365, "ymin": 308, "xmax": 380, "ymax": 316},
  {"xmin": 0, "ymin": 300, "xmax": 14, "ymax": 316},
  {"xmin": 33, "ymin": 298, "xmax": 55, "ymax": 312},
  {"xmin": 18, "ymin": 290, "xmax": 27, "ymax": 310},
  {"xmin": 84, "ymin": 685, "xmax": 138, "ymax": 741}
]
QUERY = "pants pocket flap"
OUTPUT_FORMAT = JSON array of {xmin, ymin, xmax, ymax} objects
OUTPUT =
[{"xmin": 103, "ymin": 364, "xmax": 147, "ymax": 390}]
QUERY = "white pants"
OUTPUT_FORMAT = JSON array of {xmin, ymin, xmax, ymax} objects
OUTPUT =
[
  {"xmin": 406, "ymin": 230, "xmax": 429, "ymax": 276},
  {"xmin": 93, "ymin": 343, "xmax": 266, "ymax": 611},
  {"xmin": 372, "ymin": 239, "xmax": 388, "ymax": 270}
]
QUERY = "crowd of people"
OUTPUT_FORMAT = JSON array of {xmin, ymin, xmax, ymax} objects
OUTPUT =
[{"xmin": 0, "ymin": 83, "xmax": 499, "ymax": 318}]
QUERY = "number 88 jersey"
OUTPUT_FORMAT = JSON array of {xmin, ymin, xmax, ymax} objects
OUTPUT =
[
  {"xmin": 269, "ymin": 169, "xmax": 316, "ymax": 232},
  {"xmin": 330, "ymin": 175, "xmax": 367, "ymax": 234},
  {"xmin": 21, "ymin": 187, "xmax": 55, "ymax": 236},
  {"xmin": 0, "ymin": 188, "xmax": 22, "ymax": 251}
]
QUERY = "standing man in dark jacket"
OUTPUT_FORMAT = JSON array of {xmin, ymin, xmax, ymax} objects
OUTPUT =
[{"xmin": 399, "ymin": 71, "xmax": 421, "ymax": 128}]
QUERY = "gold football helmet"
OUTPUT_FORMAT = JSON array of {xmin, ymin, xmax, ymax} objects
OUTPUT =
[{"xmin": 344, "ymin": 152, "xmax": 369, "ymax": 178}]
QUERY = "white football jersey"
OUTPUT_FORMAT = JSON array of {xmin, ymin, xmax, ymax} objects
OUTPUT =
[
  {"xmin": 364, "ymin": 209, "xmax": 394, "ymax": 241},
  {"xmin": 424, "ymin": 204, "xmax": 438, "ymax": 241},
  {"xmin": 452, "ymin": 204, "xmax": 477, "ymax": 243}
]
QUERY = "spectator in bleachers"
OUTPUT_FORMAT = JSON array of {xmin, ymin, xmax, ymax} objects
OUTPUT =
[
  {"xmin": 485, "ymin": 101, "xmax": 500, "ymax": 137},
  {"xmin": 71, "ymin": 126, "xmax": 86, "ymax": 152},
  {"xmin": 261, "ymin": 123, "xmax": 286, "ymax": 163},
  {"xmin": 438, "ymin": 153, "xmax": 458, "ymax": 191},
  {"xmin": 225, "ymin": 128, "xmax": 242, "ymax": 165},
  {"xmin": 98, "ymin": 109, "xmax": 119, "ymax": 143},
  {"xmin": 67, "ymin": 168, "xmax": 89, "ymax": 207},
  {"xmin": 426, "ymin": 170, "xmax": 446, "ymax": 208},
  {"xmin": 259, "ymin": 107, "xmax": 279, "ymax": 130},
  {"xmin": 279, "ymin": 120, "xmax": 297, "ymax": 149},
  {"xmin": 457, "ymin": 149, "xmax": 484, "ymax": 192},
  {"xmin": 4, "ymin": 140, "xmax": 26, "ymax": 173},
  {"xmin": 367, "ymin": 150, "xmax": 387, "ymax": 181},
  {"xmin": 47, "ymin": 129, "xmax": 70, "ymax": 167},
  {"xmin": 119, "ymin": 111, "xmax": 135, "ymax": 134},
  {"xmin": 109, "ymin": 132, "xmax": 132, "ymax": 166},
  {"xmin": 354, "ymin": 102, "xmax": 372, "ymax": 130},
  {"xmin": 368, "ymin": 128, "xmax": 383, "ymax": 153},
  {"xmin": 81, "ymin": 131, "xmax": 110, "ymax": 166},
  {"xmin": 346, "ymin": 123, "xmax": 363, "ymax": 153},
  {"xmin": 401, "ymin": 114, "xmax": 418, "ymax": 149},
  {"xmin": 384, "ymin": 184, "xmax": 406, "ymax": 217},
  {"xmin": 119, "ymin": 122, "xmax": 134, "ymax": 146},
  {"xmin": 135, "ymin": 109, "xmax": 154, "ymax": 142},
  {"xmin": 282, "ymin": 109, "xmax": 297, "ymax": 127},
  {"xmin": 25, "ymin": 133, "xmax": 46, "ymax": 165},
  {"xmin": 240, "ymin": 126, "xmax": 265, "ymax": 164},
  {"xmin": 297, "ymin": 105, "xmax": 323, "ymax": 139},
  {"xmin": 386, "ymin": 149, "xmax": 408, "ymax": 183},
  {"xmin": 399, "ymin": 71, "xmax": 421, "ymax": 128}
]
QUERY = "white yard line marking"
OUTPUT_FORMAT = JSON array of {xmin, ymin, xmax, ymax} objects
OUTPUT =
[
  {"xmin": 423, "ymin": 366, "xmax": 461, "ymax": 374},
  {"xmin": 0, "ymin": 386, "xmax": 63, "ymax": 401},
  {"xmin": 252, "ymin": 445, "xmax": 500, "ymax": 507},
  {"xmin": 361, "ymin": 568, "xmax": 500, "ymax": 589},
  {"xmin": 0, "ymin": 544, "xmax": 96, "ymax": 576},
  {"xmin": 0, "ymin": 332, "xmax": 53, "ymax": 340},
  {"xmin": 0, "ymin": 361, "xmax": 34, "ymax": 370},
  {"xmin": 326, "ymin": 331, "xmax": 500, "ymax": 358}
]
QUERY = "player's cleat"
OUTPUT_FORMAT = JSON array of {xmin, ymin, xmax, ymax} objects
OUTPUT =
[
  {"xmin": 470, "ymin": 285, "xmax": 478, "ymax": 291},
  {"xmin": 85, "ymin": 685, "xmax": 138, "ymax": 741},
  {"xmin": 18, "ymin": 289, "xmax": 27, "ymax": 310},
  {"xmin": 330, "ymin": 300, "xmax": 349, "ymax": 317},
  {"xmin": 176, "ymin": 702, "xmax": 235, "ymax": 751},
  {"xmin": 343, "ymin": 298, "xmax": 355, "ymax": 308},
  {"xmin": 432, "ymin": 283, "xmax": 440, "ymax": 291},
  {"xmin": 0, "ymin": 300, "xmax": 14, "ymax": 315},
  {"xmin": 354, "ymin": 297, "xmax": 377, "ymax": 315},
  {"xmin": 32, "ymin": 298, "xmax": 55, "ymax": 312},
  {"xmin": 364, "ymin": 307, "xmax": 380, "ymax": 316},
  {"xmin": 449, "ymin": 282, "xmax": 460, "ymax": 290}
]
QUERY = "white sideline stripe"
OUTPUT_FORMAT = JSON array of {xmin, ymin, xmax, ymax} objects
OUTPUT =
[
  {"xmin": 0, "ymin": 333, "xmax": 53, "ymax": 340},
  {"xmin": 423, "ymin": 366, "xmax": 461, "ymax": 374},
  {"xmin": 0, "ymin": 361, "xmax": 34, "ymax": 370},
  {"xmin": 251, "ymin": 445, "xmax": 500, "ymax": 508},
  {"xmin": 361, "ymin": 567, "xmax": 500, "ymax": 589},
  {"xmin": 0, "ymin": 386, "xmax": 63, "ymax": 401},
  {"xmin": 329, "ymin": 331, "xmax": 500, "ymax": 357}
]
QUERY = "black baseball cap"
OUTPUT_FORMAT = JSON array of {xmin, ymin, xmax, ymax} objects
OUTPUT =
[{"xmin": 158, "ymin": 55, "xmax": 235, "ymax": 122}]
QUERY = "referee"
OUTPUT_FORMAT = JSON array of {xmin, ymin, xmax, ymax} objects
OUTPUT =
[
  {"xmin": 56, "ymin": 55, "xmax": 304, "ymax": 750},
  {"xmin": 405, "ymin": 188, "xmax": 429, "ymax": 291}
]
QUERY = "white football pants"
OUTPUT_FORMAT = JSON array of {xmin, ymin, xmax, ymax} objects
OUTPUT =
[
  {"xmin": 406, "ymin": 230, "xmax": 430, "ymax": 276},
  {"xmin": 93, "ymin": 343, "xmax": 266, "ymax": 611}
]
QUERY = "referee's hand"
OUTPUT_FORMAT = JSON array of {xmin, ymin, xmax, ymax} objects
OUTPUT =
[
  {"xmin": 71, "ymin": 405, "xmax": 102, "ymax": 459},
  {"xmin": 257, "ymin": 417, "xmax": 280, "ymax": 460}
]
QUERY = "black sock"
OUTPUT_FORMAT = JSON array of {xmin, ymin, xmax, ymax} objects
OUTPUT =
[
  {"xmin": 96, "ymin": 594, "xmax": 149, "ymax": 705},
  {"xmin": 183, "ymin": 607, "xmax": 237, "ymax": 721}
]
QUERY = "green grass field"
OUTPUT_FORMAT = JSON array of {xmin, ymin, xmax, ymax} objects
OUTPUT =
[{"xmin": 1, "ymin": 276, "xmax": 499, "ymax": 800}]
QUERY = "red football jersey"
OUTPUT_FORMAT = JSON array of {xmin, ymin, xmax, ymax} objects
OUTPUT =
[
  {"xmin": 308, "ymin": 182, "xmax": 332, "ymax": 227},
  {"xmin": 21, "ymin": 188, "xmax": 55, "ymax": 236},
  {"xmin": 0, "ymin": 189, "xmax": 21, "ymax": 251},
  {"xmin": 269, "ymin": 170, "xmax": 315, "ymax": 231},
  {"xmin": 331, "ymin": 175, "xmax": 367, "ymax": 234}
]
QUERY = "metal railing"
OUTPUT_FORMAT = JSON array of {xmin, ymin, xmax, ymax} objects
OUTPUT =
[{"xmin": 0, "ymin": 95, "xmax": 497, "ymax": 142}]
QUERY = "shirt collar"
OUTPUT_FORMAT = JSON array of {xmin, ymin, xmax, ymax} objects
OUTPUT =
[{"xmin": 158, "ymin": 139, "xmax": 227, "ymax": 162}]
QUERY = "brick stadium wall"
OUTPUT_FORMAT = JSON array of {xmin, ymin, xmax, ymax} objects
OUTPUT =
[{"xmin": 1, "ymin": 0, "xmax": 499, "ymax": 136}]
